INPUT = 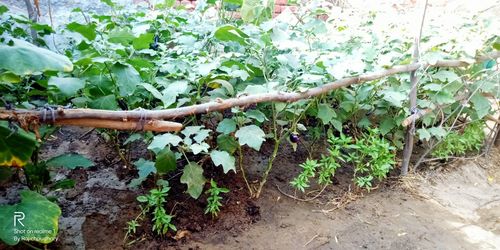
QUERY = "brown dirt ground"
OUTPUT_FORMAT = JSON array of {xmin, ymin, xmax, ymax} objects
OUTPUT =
[{"xmin": 1, "ymin": 127, "xmax": 499, "ymax": 250}]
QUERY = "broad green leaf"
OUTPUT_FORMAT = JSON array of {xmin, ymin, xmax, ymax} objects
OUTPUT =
[
  {"xmin": 155, "ymin": 148, "xmax": 176, "ymax": 174},
  {"xmin": 0, "ymin": 5, "xmax": 8, "ymax": 15},
  {"xmin": 246, "ymin": 110, "xmax": 267, "ymax": 122},
  {"xmin": 210, "ymin": 150, "xmax": 236, "ymax": 173},
  {"xmin": 0, "ymin": 122, "xmax": 37, "ymax": 167},
  {"xmin": 133, "ymin": 33, "xmax": 154, "ymax": 50},
  {"xmin": 240, "ymin": 0, "xmax": 274, "ymax": 25},
  {"xmin": 428, "ymin": 127, "xmax": 448, "ymax": 139},
  {"xmin": 433, "ymin": 91, "xmax": 455, "ymax": 105},
  {"xmin": 0, "ymin": 72, "xmax": 21, "ymax": 83},
  {"xmin": 148, "ymin": 133, "xmax": 182, "ymax": 152},
  {"xmin": 108, "ymin": 28, "xmax": 135, "ymax": 45},
  {"xmin": 381, "ymin": 90, "xmax": 406, "ymax": 107},
  {"xmin": 208, "ymin": 79, "xmax": 234, "ymax": 95},
  {"xmin": 417, "ymin": 128, "xmax": 431, "ymax": 141},
  {"xmin": 0, "ymin": 39, "xmax": 73, "ymax": 75},
  {"xmin": 89, "ymin": 95, "xmax": 118, "ymax": 110},
  {"xmin": 48, "ymin": 77, "xmax": 85, "ymax": 97},
  {"xmin": 317, "ymin": 104, "xmax": 336, "ymax": 124},
  {"xmin": 45, "ymin": 153, "xmax": 94, "ymax": 169},
  {"xmin": 124, "ymin": 133, "xmax": 143, "ymax": 145},
  {"xmin": 180, "ymin": 163, "xmax": 206, "ymax": 199},
  {"xmin": 214, "ymin": 25, "xmax": 249, "ymax": 45},
  {"xmin": 129, "ymin": 158, "xmax": 156, "ymax": 187},
  {"xmin": 217, "ymin": 134, "xmax": 239, "ymax": 154},
  {"xmin": 216, "ymin": 119, "xmax": 237, "ymax": 135},
  {"xmin": 433, "ymin": 70, "xmax": 459, "ymax": 83},
  {"xmin": 235, "ymin": 125, "xmax": 266, "ymax": 150},
  {"xmin": 470, "ymin": 93, "xmax": 490, "ymax": 119},
  {"xmin": 422, "ymin": 83, "xmax": 442, "ymax": 92},
  {"xmin": 190, "ymin": 142, "xmax": 210, "ymax": 155},
  {"xmin": 0, "ymin": 190, "xmax": 61, "ymax": 245},
  {"xmin": 66, "ymin": 22, "xmax": 97, "ymax": 40},
  {"xmin": 379, "ymin": 118, "xmax": 395, "ymax": 135},
  {"xmin": 111, "ymin": 63, "xmax": 141, "ymax": 96}
]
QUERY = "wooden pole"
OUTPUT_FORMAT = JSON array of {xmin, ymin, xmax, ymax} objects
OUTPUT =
[
  {"xmin": 401, "ymin": 0, "xmax": 428, "ymax": 176},
  {"xmin": 0, "ymin": 52, "xmax": 498, "ymax": 132}
]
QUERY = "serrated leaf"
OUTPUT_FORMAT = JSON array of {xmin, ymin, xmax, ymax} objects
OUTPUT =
[
  {"xmin": 417, "ymin": 128, "xmax": 431, "ymax": 141},
  {"xmin": 235, "ymin": 125, "xmax": 266, "ymax": 150},
  {"xmin": 0, "ymin": 39, "xmax": 73, "ymax": 75},
  {"xmin": 148, "ymin": 133, "xmax": 182, "ymax": 152},
  {"xmin": 190, "ymin": 142, "xmax": 210, "ymax": 155},
  {"xmin": 217, "ymin": 134, "xmax": 239, "ymax": 154},
  {"xmin": 48, "ymin": 77, "xmax": 85, "ymax": 97},
  {"xmin": 210, "ymin": 150, "xmax": 236, "ymax": 173},
  {"xmin": 428, "ymin": 127, "xmax": 447, "ymax": 139},
  {"xmin": 470, "ymin": 93, "xmax": 490, "ymax": 119},
  {"xmin": 180, "ymin": 163, "xmax": 206, "ymax": 199},
  {"xmin": 216, "ymin": 119, "xmax": 236, "ymax": 135},
  {"xmin": 129, "ymin": 158, "xmax": 156, "ymax": 187},
  {"xmin": 317, "ymin": 104, "xmax": 336, "ymax": 124},
  {"xmin": 0, "ymin": 190, "xmax": 61, "ymax": 245},
  {"xmin": 0, "ymin": 122, "xmax": 37, "ymax": 167},
  {"xmin": 155, "ymin": 148, "xmax": 176, "ymax": 174},
  {"xmin": 45, "ymin": 153, "xmax": 94, "ymax": 169}
]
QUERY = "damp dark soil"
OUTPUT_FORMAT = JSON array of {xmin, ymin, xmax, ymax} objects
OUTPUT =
[{"xmin": 1, "ymin": 126, "xmax": 499, "ymax": 250}]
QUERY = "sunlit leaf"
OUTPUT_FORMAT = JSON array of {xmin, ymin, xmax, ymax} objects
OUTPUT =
[
  {"xmin": 0, "ymin": 39, "xmax": 73, "ymax": 75},
  {"xmin": 180, "ymin": 163, "xmax": 206, "ymax": 199}
]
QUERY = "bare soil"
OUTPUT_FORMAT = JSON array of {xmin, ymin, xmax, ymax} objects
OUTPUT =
[{"xmin": 2, "ymin": 127, "xmax": 499, "ymax": 250}]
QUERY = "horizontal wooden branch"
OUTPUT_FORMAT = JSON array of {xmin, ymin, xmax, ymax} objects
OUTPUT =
[
  {"xmin": 54, "ymin": 119, "xmax": 183, "ymax": 132},
  {"xmin": 0, "ymin": 51, "xmax": 498, "ymax": 130}
]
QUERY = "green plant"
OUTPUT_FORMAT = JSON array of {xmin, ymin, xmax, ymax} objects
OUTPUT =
[
  {"xmin": 347, "ymin": 129, "xmax": 396, "ymax": 190},
  {"xmin": 290, "ymin": 159, "xmax": 319, "ymax": 192},
  {"xmin": 292, "ymin": 129, "xmax": 396, "ymax": 191},
  {"xmin": 136, "ymin": 185, "xmax": 177, "ymax": 235},
  {"xmin": 204, "ymin": 179, "xmax": 229, "ymax": 218},
  {"xmin": 432, "ymin": 121, "xmax": 486, "ymax": 159}
]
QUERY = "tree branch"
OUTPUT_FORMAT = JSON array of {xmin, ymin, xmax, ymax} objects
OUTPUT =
[{"xmin": 0, "ymin": 51, "xmax": 498, "ymax": 131}]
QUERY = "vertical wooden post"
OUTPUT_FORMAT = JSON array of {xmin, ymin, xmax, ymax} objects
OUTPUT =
[
  {"xmin": 401, "ymin": 0, "xmax": 428, "ymax": 176},
  {"xmin": 23, "ymin": 0, "xmax": 39, "ymax": 43}
]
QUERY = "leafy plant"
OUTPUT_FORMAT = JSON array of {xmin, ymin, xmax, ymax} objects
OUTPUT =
[
  {"xmin": 432, "ymin": 121, "xmax": 485, "ymax": 159},
  {"xmin": 292, "ymin": 129, "xmax": 396, "ymax": 191},
  {"xmin": 290, "ymin": 159, "xmax": 318, "ymax": 192},
  {"xmin": 204, "ymin": 179, "xmax": 229, "ymax": 218},
  {"xmin": 134, "ymin": 184, "xmax": 176, "ymax": 236}
]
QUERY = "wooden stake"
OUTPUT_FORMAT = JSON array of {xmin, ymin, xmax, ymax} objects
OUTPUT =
[{"xmin": 401, "ymin": 0, "xmax": 429, "ymax": 176}]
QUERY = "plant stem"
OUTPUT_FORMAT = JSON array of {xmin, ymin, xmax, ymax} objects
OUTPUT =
[
  {"xmin": 255, "ymin": 103, "xmax": 281, "ymax": 198},
  {"xmin": 255, "ymin": 135, "xmax": 281, "ymax": 198},
  {"xmin": 238, "ymin": 145, "xmax": 253, "ymax": 197}
]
